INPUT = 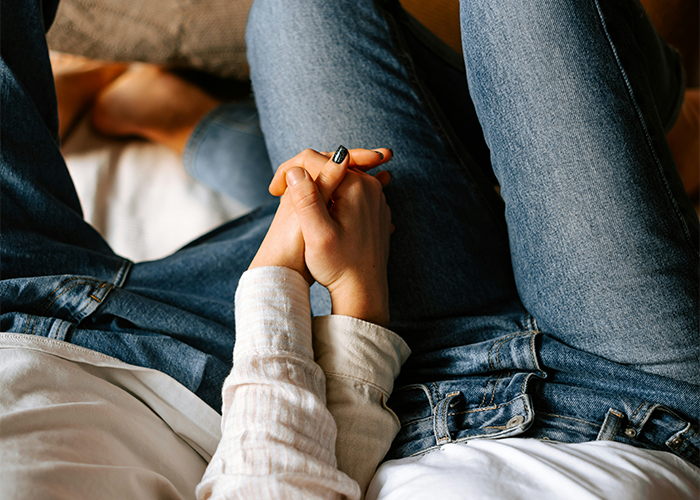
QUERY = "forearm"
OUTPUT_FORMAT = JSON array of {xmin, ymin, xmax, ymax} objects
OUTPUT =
[{"xmin": 197, "ymin": 267, "xmax": 359, "ymax": 500}]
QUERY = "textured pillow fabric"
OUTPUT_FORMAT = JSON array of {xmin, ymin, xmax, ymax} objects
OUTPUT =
[{"xmin": 46, "ymin": 0, "xmax": 252, "ymax": 79}]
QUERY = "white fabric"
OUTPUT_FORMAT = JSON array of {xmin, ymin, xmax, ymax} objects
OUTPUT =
[
  {"xmin": 0, "ymin": 334, "xmax": 221, "ymax": 500},
  {"xmin": 313, "ymin": 315, "xmax": 410, "ymax": 491},
  {"xmin": 63, "ymin": 115, "xmax": 248, "ymax": 262},
  {"xmin": 367, "ymin": 438, "xmax": 700, "ymax": 500}
]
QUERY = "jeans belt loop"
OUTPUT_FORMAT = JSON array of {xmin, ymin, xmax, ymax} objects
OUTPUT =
[
  {"xmin": 433, "ymin": 391, "xmax": 462, "ymax": 445},
  {"xmin": 596, "ymin": 408, "xmax": 626, "ymax": 441}
]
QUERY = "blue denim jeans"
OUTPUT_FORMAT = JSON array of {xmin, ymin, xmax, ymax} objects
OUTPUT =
[
  {"xmin": 244, "ymin": 0, "xmax": 699, "ymax": 465},
  {"xmin": 184, "ymin": 99, "xmax": 277, "ymax": 211},
  {"xmin": 0, "ymin": 0, "xmax": 282, "ymax": 411}
]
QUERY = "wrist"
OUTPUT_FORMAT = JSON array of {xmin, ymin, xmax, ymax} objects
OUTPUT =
[{"xmin": 328, "ymin": 279, "xmax": 390, "ymax": 327}]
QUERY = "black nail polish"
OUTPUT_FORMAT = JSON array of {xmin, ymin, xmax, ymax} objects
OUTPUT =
[
  {"xmin": 375, "ymin": 150, "xmax": 384, "ymax": 161},
  {"xmin": 332, "ymin": 145, "xmax": 348, "ymax": 164},
  {"xmin": 388, "ymin": 148, "xmax": 394, "ymax": 156}
]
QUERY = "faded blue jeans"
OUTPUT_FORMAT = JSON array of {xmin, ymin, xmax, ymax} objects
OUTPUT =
[{"xmin": 244, "ymin": 0, "xmax": 700, "ymax": 465}]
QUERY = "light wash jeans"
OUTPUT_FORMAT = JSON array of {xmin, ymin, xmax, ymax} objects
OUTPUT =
[
  {"xmin": 244, "ymin": 0, "xmax": 699, "ymax": 465},
  {"xmin": 1, "ymin": 0, "xmax": 698, "ymax": 467}
]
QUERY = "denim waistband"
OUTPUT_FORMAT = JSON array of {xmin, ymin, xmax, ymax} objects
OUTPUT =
[
  {"xmin": 0, "ymin": 257, "xmax": 230, "ymax": 411},
  {"xmin": 386, "ymin": 330, "xmax": 700, "ymax": 467}
]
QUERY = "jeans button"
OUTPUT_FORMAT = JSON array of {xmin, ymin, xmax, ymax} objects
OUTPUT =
[
  {"xmin": 624, "ymin": 428, "xmax": 638, "ymax": 438},
  {"xmin": 507, "ymin": 415, "xmax": 525, "ymax": 428},
  {"xmin": 668, "ymin": 437, "xmax": 682, "ymax": 448}
]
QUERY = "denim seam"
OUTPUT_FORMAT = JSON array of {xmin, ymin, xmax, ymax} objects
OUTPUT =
[
  {"xmin": 36, "ymin": 281, "xmax": 105, "ymax": 328},
  {"xmin": 379, "ymin": 1, "xmax": 508, "ymax": 235},
  {"xmin": 47, "ymin": 319, "xmax": 73, "ymax": 341},
  {"xmin": 407, "ymin": 426, "xmax": 530, "ymax": 459},
  {"xmin": 26, "ymin": 260, "xmax": 129, "ymax": 335},
  {"xmin": 25, "ymin": 277, "xmax": 105, "ymax": 335},
  {"xmin": 478, "ymin": 379, "xmax": 491, "ymax": 407},
  {"xmin": 448, "ymin": 401, "xmax": 530, "ymax": 443},
  {"xmin": 395, "ymin": 384, "xmax": 435, "ymax": 426},
  {"xmin": 605, "ymin": 409, "xmax": 624, "ymax": 440},
  {"xmin": 485, "ymin": 372, "xmax": 504, "ymax": 408},
  {"xmin": 431, "ymin": 382, "xmax": 442, "ymax": 401},
  {"xmin": 628, "ymin": 402, "xmax": 646, "ymax": 424},
  {"xmin": 111, "ymin": 259, "xmax": 132, "ymax": 288},
  {"xmin": 633, "ymin": 404, "xmax": 660, "ymax": 429},
  {"xmin": 486, "ymin": 330, "xmax": 541, "ymax": 373},
  {"xmin": 433, "ymin": 398, "xmax": 443, "ymax": 443},
  {"xmin": 68, "ymin": 283, "xmax": 112, "ymax": 323},
  {"xmin": 396, "ymin": 383, "xmax": 435, "ymax": 407},
  {"xmin": 435, "ymin": 391, "xmax": 461, "ymax": 444},
  {"xmin": 449, "ymin": 396, "xmax": 527, "ymax": 417},
  {"xmin": 406, "ymin": 416, "xmax": 436, "ymax": 426},
  {"xmin": 528, "ymin": 330, "xmax": 542, "ymax": 372},
  {"xmin": 592, "ymin": 0, "xmax": 697, "ymax": 256},
  {"xmin": 488, "ymin": 331, "xmax": 525, "ymax": 370},
  {"xmin": 490, "ymin": 337, "xmax": 510, "ymax": 370},
  {"xmin": 401, "ymin": 396, "xmax": 533, "ymax": 457},
  {"xmin": 528, "ymin": 315, "xmax": 538, "ymax": 332},
  {"xmin": 520, "ymin": 371, "xmax": 533, "ymax": 396},
  {"xmin": 487, "ymin": 333, "xmax": 513, "ymax": 370},
  {"xmin": 538, "ymin": 411, "xmax": 599, "ymax": 428}
]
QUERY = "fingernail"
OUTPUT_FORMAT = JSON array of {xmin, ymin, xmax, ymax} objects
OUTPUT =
[
  {"xmin": 375, "ymin": 150, "xmax": 384, "ymax": 161},
  {"xmin": 286, "ymin": 167, "xmax": 307, "ymax": 186},
  {"xmin": 332, "ymin": 145, "xmax": 348, "ymax": 164},
  {"xmin": 388, "ymin": 148, "xmax": 394, "ymax": 156}
]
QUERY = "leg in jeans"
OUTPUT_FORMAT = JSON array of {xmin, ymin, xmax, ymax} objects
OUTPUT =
[
  {"xmin": 1, "ymin": 0, "xmax": 125, "ymax": 282},
  {"xmin": 459, "ymin": 0, "xmax": 699, "ymax": 383},
  {"xmin": 246, "ymin": 0, "xmax": 699, "ymax": 465},
  {"xmin": 0, "ymin": 0, "xmax": 274, "ymax": 411},
  {"xmin": 247, "ymin": 0, "xmax": 525, "ymax": 354},
  {"xmin": 184, "ymin": 99, "xmax": 277, "ymax": 211}
]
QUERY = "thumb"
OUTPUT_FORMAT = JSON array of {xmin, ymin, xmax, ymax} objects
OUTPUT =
[{"xmin": 286, "ymin": 167, "xmax": 334, "ymax": 236}]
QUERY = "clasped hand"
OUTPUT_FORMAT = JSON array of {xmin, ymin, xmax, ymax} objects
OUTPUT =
[{"xmin": 249, "ymin": 147, "xmax": 393, "ymax": 327}]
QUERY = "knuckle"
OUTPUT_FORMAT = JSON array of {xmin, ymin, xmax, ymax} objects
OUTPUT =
[
  {"xmin": 317, "ymin": 164, "xmax": 335, "ymax": 183},
  {"xmin": 346, "ymin": 178, "xmax": 364, "ymax": 196},
  {"xmin": 366, "ymin": 174, "xmax": 381, "ymax": 188},
  {"xmin": 367, "ymin": 176, "xmax": 383, "ymax": 196},
  {"xmin": 317, "ymin": 228, "xmax": 336, "ymax": 250},
  {"xmin": 301, "ymin": 148, "xmax": 316, "ymax": 163}
]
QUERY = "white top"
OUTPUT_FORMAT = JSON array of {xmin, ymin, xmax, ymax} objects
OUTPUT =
[
  {"xmin": 1, "ymin": 267, "xmax": 697, "ymax": 499},
  {"xmin": 0, "ymin": 336, "xmax": 217, "ymax": 499},
  {"xmin": 368, "ymin": 439, "xmax": 700, "ymax": 500}
]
